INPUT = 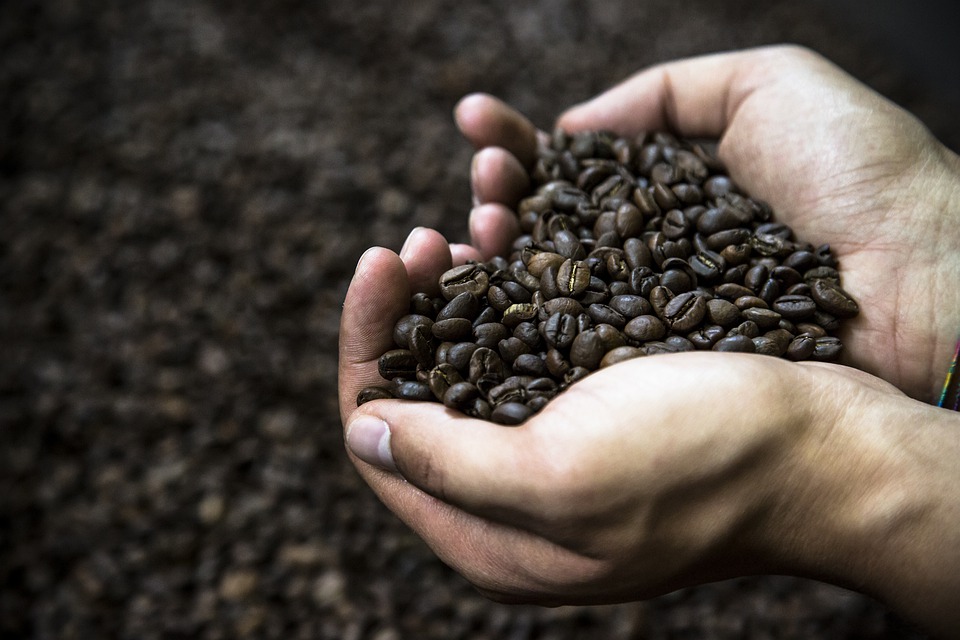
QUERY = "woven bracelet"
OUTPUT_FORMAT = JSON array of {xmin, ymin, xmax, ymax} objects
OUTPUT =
[{"xmin": 938, "ymin": 338, "xmax": 960, "ymax": 411}]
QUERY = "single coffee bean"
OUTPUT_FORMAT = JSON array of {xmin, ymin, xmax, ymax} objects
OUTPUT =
[
  {"xmin": 427, "ymin": 364, "xmax": 463, "ymax": 401},
  {"xmin": 443, "ymin": 381, "xmax": 479, "ymax": 409},
  {"xmin": 498, "ymin": 336, "xmax": 532, "ymax": 365},
  {"xmin": 810, "ymin": 278, "xmax": 859, "ymax": 318},
  {"xmin": 474, "ymin": 322, "xmax": 509, "ymax": 349},
  {"xmin": 771, "ymin": 265, "xmax": 802, "ymax": 288},
  {"xmin": 587, "ymin": 303, "xmax": 626, "ymax": 329},
  {"xmin": 395, "ymin": 380, "xmax": 434, "ymax": 402},
  {"xmin": 436, "ymin": 292, "xmax": 480, "ymax": 321},
  {"xmin": 688, "ymin": 324, "xmax": 726, "ymax": 349},
  {"xmin": 649, "ymin": 285, "xmax": 674, "ymax": 319},
  {"xmin": 474, "ymin": 306, "xmax": 498, "ymax": 326},
  {"xmin": 609, "ymin": 294, "xmax": 652, "ymax": 318},
  {"xmin": 445, "ymin": 342, "xmax": 479, "ymax": 372},
  {"xmin": 811, "ymin": 336, "xmax": 843, "ymax": 361},
  {"xmin": 624, "ymin": 314, "xmax": 667, "ymax": 342},
  {"xmin": 410, "ymin": 293, "xmax": 438, "ymax": 318},
  {"xmin": 378, "ymin": 349, "xmax": 418, "ymax": 380},
  {"xmin": 595, "ymin": 323, "xmax": 627, "ymax": 352},
  {"xmin": 556, "ymin": 259, "xmax": 591, "ymax": 297},
  {"xmin": 487, "ymin": 378, "xmax": 527, "ymax": 405},
  {"xmin": 786, "ymin": 334, "xmax": 816, "ymax": 361},
  {"xmin": 688, "ymin": 250, "xmax": 725, "ymax": 281},
  {"xmin": 439, "ymin": 264, "xmax": 490, "ymax": 300},
  {"xmin": 525, "ymin": 251, "xmax": 566, "ymax": 278},
  {"xmin": 741, "ymin": 307, "xmax": 782, "ymax": 329},
  {"xmin": 600, "ymin": 345, "xmax": 645, "ymax": 367},
  {"xmin": 409, "ymin": 324, "xmax": 435, "ymax": 368},
  {"xmin": 357, "ymin": 386, "xmax": 394, "ymax": 405},
  {"xmin": 513, "ymin": 353, "xmax": 548, "ymax": 376},
  {"xmin": 513, "ymin": 321, "xmax": 542, "ymax": 348},
  {"xmin": 464, "ymin": 398, "xmax": 493, "ymax": 420},
  {"xmin": 491, "ymin": 402, "xmax": 534, "ymax": 425},
  {"xmin": 545, "ymin": 348, "xmax": 571, "ymax": 378},
  {"xmin": 664, "ymin": 335, "xmax": 696, "ymax": 352},
  {"xmin": 570, "ymin": 329, "xmax": 605, "ymax": 369},
  {"xmin": 813, "ymin": 310, "xmax": 840, "ymax": 332},
  {"xmin": 563, "ymin": 366, "xmax": 591, "ymax": 386},
  {"xmin": 663, "ymin": 291, "xmax": 707, "ymax": 332},
  {"xmin": 772, "ymin": 294, "xmax": 817, "ymax": 320},
  {"xmin": 795, "ymin": 322, "xmax": 827, "ymax": 338},
  {"xmin": 752, "ymin": 336, "xmax": 783, "ymax": 357},
  {"xmin": 706, "ymin": 298, "xmax": 741, "ymax": 327},
  {"xmin": 502, "ymin": 302, "xmax": 539, "ymax": 328},
  {"xmin": 431, "ymin": 317, "xmax": 474, "ymax": 341},
  {"xmin": 713, "ymin": 335, "xmax": 756, "ymax": 353},
  {"xmin": 393, "ymin": 314, "xmax": 434, "ymax": 349},
  {"xmin": 468, "ymin": 347, "xmax": 505, "ymax": 383},
  {"xmin": 714, "ymin": 283, "xmax": 753, "ymax": 300}
]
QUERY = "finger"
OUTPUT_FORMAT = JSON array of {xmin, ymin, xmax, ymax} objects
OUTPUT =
[
  {"xmin": 345, "ymin": 402, "xmax": 549, "ymax": 523},
  {"xmin": 450, "ymin": 242, "xmax": 484, "ymax": 266},
  {"xmin": 557, "ymin": 46, "xmax": 826, "ymax": 140},
  {"xmin": 455, "ymin": 93, "xmax": 539, "ymax": 168},
  {"xmin": 398, "ymin": 227, "xmax": 453, "ymax": 297},
  {"xmin": 471, "ymin": 147, "xmax": 530, "ymax": 207},
  {"xmin": 338, "ymin": 248, "xmax": 411, "ymax": 423},
  {"xmin": 469, "ymin": 203, "xmax": 522, "ymax": 260}
]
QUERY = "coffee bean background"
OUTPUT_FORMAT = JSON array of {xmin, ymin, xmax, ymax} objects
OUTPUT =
[{"xmin": 3, "ymin": 1, "xmax": 955, "ymax": 638}]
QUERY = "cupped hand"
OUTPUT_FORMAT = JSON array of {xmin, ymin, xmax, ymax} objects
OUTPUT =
[{"xmin": 456, "ymin": 45, "xmax": 960, "ymax": 402}]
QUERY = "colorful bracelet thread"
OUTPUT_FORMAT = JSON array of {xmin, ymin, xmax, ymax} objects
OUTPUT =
[{"xmin": 938, "ymin": 338, "xmax": 960, "ymax": 411}]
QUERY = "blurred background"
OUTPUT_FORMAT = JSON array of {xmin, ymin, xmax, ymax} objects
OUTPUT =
[{"xmin": 2, "ymin": 1, "xmax": 957, "ymax": 638}]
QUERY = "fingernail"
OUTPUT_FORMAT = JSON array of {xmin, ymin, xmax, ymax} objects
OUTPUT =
[
  {"xmin": 399, "ymin": 227, "xmax": 424, "ymax": 260},
  {"xmin": 346, "ymin": 416, "xmax": 398, "ymax": 472},
  {"xmin": 356, "ymin": 246, "xmax": 378, "ymax": 272},
  {"xmin": 470, "ymin": 155, "xmax": 481, "ymax": 207}
]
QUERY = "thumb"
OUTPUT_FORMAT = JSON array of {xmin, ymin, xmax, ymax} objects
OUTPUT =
[{"xmin": 345, "ymin": 402, "xmax": 548, "ymax": 522}]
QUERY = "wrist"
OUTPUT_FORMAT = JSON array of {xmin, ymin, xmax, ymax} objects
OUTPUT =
[{"xmin": 757, "ymin": 367, "xmax": 960, "ymax": 635}]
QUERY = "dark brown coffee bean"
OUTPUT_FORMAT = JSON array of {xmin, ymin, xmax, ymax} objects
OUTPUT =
[
  {"xmin": 660, "ymin": 268, "xmax": 694, "ymax": 294},
  {"xmin": 786, "ymin": 334, "xmax": 816, "ymax": 361},
  {"xmin": 464, "ymin": 398, "xmax": 493, "ymax": 420},
  {"xmin": 544, "ymin": 312, "xmax": 578, "ymax": 350},
  {"xmin": 703, "ymin": 175, "xmax": 736, "ymax": 199},
  {"xmin": 727, "ymin": 320, "xmax": 760, "ymax": 339},
  {"xmin": 696, "ymin": 207, "xmax": 741, "ymax": 235},
  {"xmin": 758, "ymin": 278, "xmax": 781, "ymax": 305},
  {"xmin": 665, "ymin": 335, "xmax": 696, "ymax": 352},
  {"xmin": 688, "ymin": 250, "xmax": 725, "ymax": 281},
  {"xmin": 751, "ymin": 232, "xmax": 785, "ymax": 257},
  {"xmin": 706, "ymin": 228, "xmax": 751, "ymax": 251},
  {"xmin": 570, "ymin": 329, "xmax": 604, "ymax": 369},
  {"xmin": 408, "ymin": 324, "xmax": 435, "ymax": 368},
  {"xmin": 643, "ymin": 341, "xmax": 681, "ymax": 355},
  {"xmin": 410, "ymin": 293, "xmax": 438, "ymax": 318},
  {"xmin": 378, "ymin": 349, "xmax": 418, "ymax": 379},
  {"xmin": 771, "ymin": 266, "xmax": 802, "ymax": 288},
  {"xmin": 688, "ymin": 324, "xmax": 727, "ymax": 349},
  {"xmin": 395, "ymin": 380, "xmax": 434, "ymax": 402},
  {"xmin": 663, "ymin": 291, "xmax": 707, "ymax": 332},
  {"xmin": 542, "ymin": 296, "xmax": 583, "ymax": 317},
  {"xmin": 772, "ymin": 294, "xmax": 817, "ymax": 320},
  {"xmin": 491, "ymin": 402, "xmax": 533, "ymax": 425},
  {"xmin": 587, "ymin": 303, "xmax": 626, "ymax": 329},
  {"xmin": 623, "ymin": 237, "xmax": 653, "ymax": 270},
  {"xmin": 811, "ymin": 336, "xmax": 843, "ymax": 361},
  {"xmin": 443, "ymin": 342, "xmax": 477, "ymax": 372},
  {"xmin": 734, "ymin": 295, "xmax": 768, "ymax": 311},
  {"xmin": 810, "ymin": 278, "xmax": 859, "ymax": 318},
  {"xmin": 713, "ymin": 335, "xmax": 756, "ymax": 353},
  {"xmin": 752, "ymin": 336, "xmax": 783, "ymax": 357},
  {"xmin": 439, "ymin": 264, "xmax": 490, "ymax": 300},
  {"xmin": 498, "ymin": 336, "xmax": 531, "ymax": 364},
  {"xmin": 609, "ymin": 294, "xmax": 652, "ymax": 319},
  {"xmin": 545, "ymin": 348, "xmax": 571, "ymax": 378},
  {"xmin": 357, "ymin": 386, "xmax": 394, "ymax": 405},
  {"xmin": 764, "ymin": 328, "xmax": 795, "ymax": 352},
  {"xmin": 594, "ymin": 323, "xmax": 627, "ymax": 352},
  {"xmin": 556, "ymin": 259, "xmax": 591, "ymax": 297},
  {"xmin": 649, "ymin": 285, "xmax": 674, "ymax": 319},
  {"xmin": 468, "ymin": 347, "xmax": 504, "ymax": 383},
  {"xmin": 600, "ymin": 346, "xmax": 645, "ymax": 367},
  {"xmin": 436, "ymin": 292, "xmax": 480, "ymax": 321},
  {"xmin": 741, "ymin": 307, "xmax": 782, "ymax": 329},
  {"xmin": 502, "ymin": 303, "xmax": 538, "ymax": 328},
  {"xmin": 512, "ymin": 353, "xmax": 547, "ymax": 377},
  {"xmin": 804, "ymin": 266, "xmax": 840, "ymax": 283},
  {"xmin": 427, "ymin": 364, "xmax": 463, "ymax": 401},
  {"xmin": 393, "ymin": 314, "xmax": 434, "ymax": 349},
  {"xmin": 486, "ymin": 285, "xmax": 512, "ymax": 312},
  {"xmin": 431, "ymin": 317, "xmax": 474, "ymax": 341},
  {"xmin": 720, "ymin": 243, "xmax": 752, "ymax": 265},
  {"xmin": 714, "ymin": 283, "xmax": 753, "ymax": 300},
  {"xmin": 443, "ymin": 381, "xmax": 479, "ymax": 409},
  {"xmin": 795, "ymin": 322, "xmax": 827, "ymax": 338},
  {"xmin": 813, "ymin": 310, "xmax": 840, "ymax": 332},
  {"xmin": 513, "ymin": 322, "xmax": 541, "ymax": 348},
  {"xmin": 661, "ymin": 209, "xmax": 690, "ymax": 239},
  {"xmin": 525, "ymin": 251, "xmax": 566, "ymax": 278},
  {"xmin": 473, "ymin": 322, "xmax": 509, "ymax": 349},
  {"xmin": 652, "ymin": 181, "xmax": 680, "ymax": 208},
  {"xmin": 707, "ymin": 298, "xmax": 741, "ymax": 327},
  {"xmin": 624, "ymin": 314, "xmax": 667, "ymax": 341}
]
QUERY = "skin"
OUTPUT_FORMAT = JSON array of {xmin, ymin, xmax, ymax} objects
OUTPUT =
[{"xmin": 339, "ymin": 46, "xmax": 960, "ymax": 637}]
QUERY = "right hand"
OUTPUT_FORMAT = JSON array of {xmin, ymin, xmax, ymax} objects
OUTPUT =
[{"xmin": 456, "ymin": 45, "xmax": 960, "ymax": 402}]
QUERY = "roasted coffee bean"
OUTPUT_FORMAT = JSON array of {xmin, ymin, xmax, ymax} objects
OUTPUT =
[
  {"xmin": 795, "ymin": 322, "xmax": 827, "ymax": 338},
  {"xmin": 696, "ymin": 206, "xmax": 741, "ymax": 235},
  {"xmin": 643, "ymin": 341, "xmax": 681, "ymax": 355},
  {"xmin": 688, "ymin": 324, "xmax": 727, "ymax": 349},
  {"xmin": 395, "ymin": 380, "xmax": 434, "ymax": 402},
  {"xmin": 813, "ymin": 310, "xmax": 840, "ymax": 332},
  {"xmin": 556, "ymin": 259, "xmax": 591, "ymax": 297},
  {"xmin": 474, "ymin": 322, "xmax": 509, "ymax": 349},
  {"xmin": 513, "ymin": 353, "xmax": 548, "ymax": 376},
  {"xmin": 436, "ymin": 292, "xmax": 479, "ymax": 322},
  {"xmin": 662, "ymin": 291, "xmax": 707, "ymax": 332},
  {"xmin": 629, "ymin": 266, "xmax": 659, "ymax": 296},
  {"xmin": 544, "ymin": 312, "xmax": 578, "ymax": 350},
  {"xmin": 689, "ymin": 250, "xmax": 725, "ymax": 281},
  {"xmin": 587, "ymin": 303, "xmax": 626, "ymax": 329},
  {"xmin": 772, "ymin": 294, "xmax": 817, "ymax": 320},
  {"xmin": 661, "ymin": 209, "xmax": 690, "ymax": 239},
  {"xmin": 468, "ymin": 347, "xmax": 504, "ymax": 383},
  {"xmin": 707, "ymin": 298, "xmax": 741, "ymax": 327},
  {"xmin": 443, "ymin": 381, "xmax": 479, "ymax": 409},
  {"xmin": 410, "ymin": 293, "xmax": 439, "ymax": 318},
  {"xmin": 664, "ymin": 335, "xmax": 696, "ymax": 352},
  {"xmin": 786, "ymin": 334, "xmax": 816, "ymax": 361},
  {"xmin": 392, "ymin": 314, "xmax": 434, "ymax": 349},
  {"xmin": 378, "ymin": 349, "xmax": 418, "ymax": 379},
  {"xmin": 600, "ymin": 346, "xmax": 645, "ymax": 367},
  {"xmin": 649, "ymin": 285, "xmax": 674, "ymax": 319},
  {"xmin": 727, "ymin": 320, "xmax": 760, "ymax": 339},
  {"xmin": 431, "ymin": 317, "xmax": 474, "ymax": 341},
  {"xmin": 811, "ymin": 336, "xmax": 843, "ymax": 361},
  {"xmin": 703, "ymin": 175, "xmax": 736, "ymax": 199},
  {"xmin": 810, "ymin": 278, "xmax": 859, "ymax": 318},
  {"xmin": 491, "ymin": 402, "xmax": 534, "ymax": 425},
  {"xmin": 542, "ymin": 296, "xmax": 584, "ymax": 317},
  {"xmin": 595, "ymin": 323, "xmax": 627, "ymax": 352},
  {"xmin": 487, "ymin": 378, "xmax": 527, "ymax": 405},
  {"xmin": 564, "ymin": 366, "xmax": 591, "ymax": 385},
  {"xmin": 545, "ymin": 348, "xmax": 571, "ymax": 378},
  {"xmin": 713, "ymin": 335, "xmax": 756, "ymax": 353},
  {"xmin": 741, "ymin": 307, "xmax": 782, "ymax": 329},
  {"xmin": 752, "ymin": 336, "xmax": 783, "ymax": 357},
  {"xmin": 734, "ymin": 295, "xmax": 768, "ymax": 311},
  {"xmin": 408, "ymin": 324, "xmax": 435, "ymax": 368},
  {"xmin": 765, "ymin": 328, "xmax": 795, "ymax": 352},
  {"xmin": 444, "ymin": 342, "xmax": 478, "ymax": 372},
  {"xmin": 464, "ymin": 398, "xmax": 493, "ymax": 420},
  {"xmin": 502, "ymin": 302, "xmax": 539, "ymax": 328},
  {"xmin": 513, "ymin": 322, "xmax": 542, "ymax": 348},
  {"xmin": 609, "ymin": 294, "xmax": 652, "ymax": 318},
  {"xmin": 804, "ymin": 266, "xmax": 841, "ymax": 283},
  {"xmin": 357, "ymin": 386, "xmax": 394, "ymax": 405},
  {"xmin": 498, "ymin": 337, "xmax": 531, "ymax": 365},
  {"xmin": 439, "ymin": 264, "xmax": 490, "ymax": 300},
  {"xmin": 758, "ymin": 278, "xmax": 781, "ymax": 305},
  {"xmin": 623, "ymin": 237, "xmax": 653, "ymax": 270},
  {"xmin": 427, "ymin": 364, "xmax": 463, "ymax": 400},
  {"xmin": 570, "ymin": 329, "xmax": 604, "ymax": 369},
  {"xmin": 624, "ymin": 314, "xmax": 667, "ymax": 341}
]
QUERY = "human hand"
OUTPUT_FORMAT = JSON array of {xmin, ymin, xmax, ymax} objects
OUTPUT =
[
  {"xmin": 339, "ymin": 230, "xmax": 960, "ymax": 636},
  {"xmin": 457, "ymin": 45, "xmax": 960, "ymax": 402}
]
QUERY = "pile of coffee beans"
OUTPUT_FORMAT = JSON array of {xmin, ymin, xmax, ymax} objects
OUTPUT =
[{"xmin": 358, "ymin": 130, "xmax": 859, "ymax": 424}]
